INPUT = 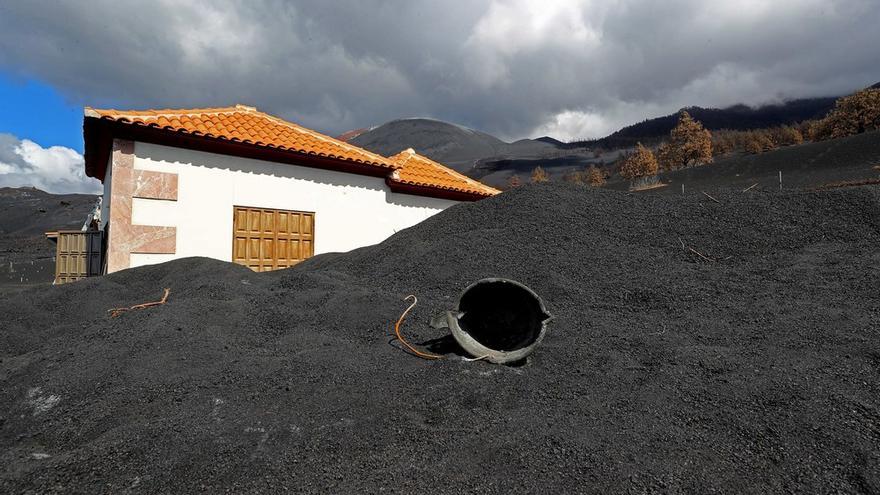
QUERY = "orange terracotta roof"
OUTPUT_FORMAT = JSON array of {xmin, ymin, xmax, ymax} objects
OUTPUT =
[
  {"xmin": 84, "ymin": 104, "xmax": 395, "ymax": 170},
  {"xmin": 388, "ymin": 148, "xmax": 500, "ymax": 198}
]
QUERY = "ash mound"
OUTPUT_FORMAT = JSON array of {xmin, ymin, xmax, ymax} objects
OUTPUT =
[{"xmin": 2, "ymin": 183, "xmax": 879, "ymax": 493}]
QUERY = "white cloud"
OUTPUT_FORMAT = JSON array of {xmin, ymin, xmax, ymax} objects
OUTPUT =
[
  {"xmin": 463, "ymin": 0, "xmax": 602, "ymax": 88},
  {"xmin": 0, "ymin": 134, "xmax": 100, "ymax": 194},
  {"xmin": 529, "ymin": 98, "xmax": 677, "ymax": 142},
  {"xmin": 530, "ymin": 110, "xmax": 608, "ymax": 142}
]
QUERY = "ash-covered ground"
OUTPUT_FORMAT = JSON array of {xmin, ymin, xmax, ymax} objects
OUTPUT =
[{"xmin": 1, "ymin": 183, "xmax": 879, "ymax": 493}]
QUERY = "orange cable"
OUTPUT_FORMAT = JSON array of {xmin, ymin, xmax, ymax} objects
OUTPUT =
[
  {"xmin": 108, "ymin": 288, "xmax": 171, "ymax": 318},
  {"xmin": 394, "ymin": 295, "xmax": 444, "ymax": 360}
]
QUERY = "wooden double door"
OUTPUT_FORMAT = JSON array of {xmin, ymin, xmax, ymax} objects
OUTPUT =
[{"xmin": 232, "ymin": 206, "xmax": 314, "ymax": 272}]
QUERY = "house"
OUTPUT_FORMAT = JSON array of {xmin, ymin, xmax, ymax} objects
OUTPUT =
[{"xmin": 50, "ymin": 104, "xmax": 498, "ymax": 282}]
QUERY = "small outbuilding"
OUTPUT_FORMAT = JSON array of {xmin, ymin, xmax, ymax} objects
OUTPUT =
[{"xmin": 52, "ymin": 104, "xmax": 497, "ymax": 281}]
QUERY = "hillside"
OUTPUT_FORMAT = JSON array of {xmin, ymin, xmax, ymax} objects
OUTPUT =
[
  {"xmin": 604, "ymin": 130, "xmax": 880, "ymax": 194},
  {"xmin": 348, "ymin": 118, "xmax": 557, "ymax": 173},
  {"xmin": 0, "ymin": 187, "xmax": 96, "ymax": 237},
  {"xmin": 1, "ymin": 182, "xmax": 878, "ymax": 492},
  {"xmin": 342, "ymin": 93, "xmax": 855, "ymax": 185},
  {"xmin": 576, "ymin": 97, "xmax": 837, "ymax": 149}
]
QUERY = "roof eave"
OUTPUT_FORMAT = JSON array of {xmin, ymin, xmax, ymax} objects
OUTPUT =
[
  {"xmin": 385, "ymin": 178, "xmax": 494, "ymax": 202},
  {"xmin": 83, "ymin": 116, "xmax": 114, "ymax": 181},
  {"xmin": 83, "ymin": 117, "xmax": 394, "ymax": 182}
]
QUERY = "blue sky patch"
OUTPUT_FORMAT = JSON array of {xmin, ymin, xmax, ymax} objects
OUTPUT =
[{"xmin": 0, "ymin": 72, "xmax": 83, "ymax": 152}]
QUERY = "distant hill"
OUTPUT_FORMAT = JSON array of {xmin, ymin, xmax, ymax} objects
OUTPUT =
[
  {"xmin": 336, "ymin": 128, "xmax": 369, "ymax": 142},
  {"xmin": 0, "ymin": 187, "xmax": 96, "ymax": 237},
  {"xmin": 870, "ymin": 81, "xmax": 880, "ymax": 89},
  {"xmin": 348, "ymin": 118, "xmax": 556, "ymax": 173},
  {"xmin": 575, "ymin": 97, "xmax": 838, "ymax": 149},
  {"xmin": 535, "ymin": 136, "xmax": 565, "ymax": 146}
]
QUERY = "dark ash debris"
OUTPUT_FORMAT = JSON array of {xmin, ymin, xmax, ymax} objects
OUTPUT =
[{"xmin": 2, "ymin": 183, "xmax": 879, "ymax": 493}]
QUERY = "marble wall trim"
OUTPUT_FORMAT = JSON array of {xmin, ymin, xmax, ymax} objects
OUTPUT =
[
  {"xmin": 106, "ymin": 139, "xmax": 178, "ymax": 273},
  {"xmin": 132, "ymin": 169, "xmax": 178, "ymax": 200}
]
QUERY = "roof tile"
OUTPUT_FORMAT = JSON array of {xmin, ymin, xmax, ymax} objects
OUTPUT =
[
  {"xmin": 388, "ymin": 148, "xmax": 500, "ymax": 198},
  {"xmin": 86, "ymin": 105, "xmax": 395, "ymax": 169}
]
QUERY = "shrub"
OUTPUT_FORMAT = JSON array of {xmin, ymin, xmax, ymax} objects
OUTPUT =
[
  {"xmin": 712, "ymin": 132, "xmax": 735, "ymax": 156},
  {"xmin": 531, "ymin": 166, "xmax": 550, "ymax": 183},
  {"xmin": 772, "ymin": 126, "xmax": 804, "ymax": 146},
  {"xmin": 744, "ymin": 131, "xmax": 775, "ymax": 154},
  {"xmin": 618, "ymin": 143, "xmax": 659, "ymax": 179},
  {"xmin": 814, "ymin": 88, "xmax": 880, "ymax": 140},
  {"xmin": 562, "ymin": 170, "xmax": 584, "ymax": 185},
  {"xmin": 657, "ymin": 111, "xmax": 713, "ymax": 170},
  {"xmin": 585, "ymin": 165, "xmax": 606, "ymax": 187}
]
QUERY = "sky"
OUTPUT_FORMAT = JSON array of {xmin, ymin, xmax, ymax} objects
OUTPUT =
[{"xmin": 1, "ymin": 0, "xmax": 879, "ymax": 194}]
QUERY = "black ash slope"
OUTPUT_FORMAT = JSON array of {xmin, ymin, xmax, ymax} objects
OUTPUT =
[
  {"xmin": 605, "ymin": 130, "xmax": 880, "ymax": 194},
  {"xmin": 2, "ymin": 183, "xmax": 879, "ymax": 493},
  {"xmin": 0, "ymin": 187, "xmax": 97, "ymax": 288}
]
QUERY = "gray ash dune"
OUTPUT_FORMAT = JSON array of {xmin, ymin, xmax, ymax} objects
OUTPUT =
[{"xmin": 2, "ymin": 183, "xmax": 880, "ymax": 493}]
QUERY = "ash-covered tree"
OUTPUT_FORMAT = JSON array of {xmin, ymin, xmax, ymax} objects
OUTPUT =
[
  {"xmin": 770, "ymin": 125, "xmax": 804, "ymax": 147},
  {"xmin": 531, "ymin": 166, "xmax": 550, "ymax": 183},
  {"xmin": 585, "ymin": 165, "xmax": 606, "ymax": 187},
  {"xmin": 799, "ymin": 120, "xmax": 820, "ymax": 142},
  {"xmin": 815, "ymin": 88, "xmax": 880, "ymax": 140},
  {"xmin": 562, "ymin": 169, "xmax": 584, "ymax": 185},
  {"xmin": 744, "ymin": 131, "xmax": 775, "ymax": 154},
  {"xmin": 618, "ymin": 143, "xmax": 658, "ymax": 180},
  {"xmin": 657, "ymin": 111, "xmax": 713, "ymax": 170},
  {"xmin": 507, "ymin": 174, "xmax": 522, "ymax": 188},
  {"xmin": 712, "ymin": 132, "xmax": 734, "ymax": 156}
]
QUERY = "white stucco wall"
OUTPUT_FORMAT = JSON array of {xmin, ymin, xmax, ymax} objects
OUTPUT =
[{"xmin": 126, "ymin": 141, "xmax": 457, "ymax": 268}]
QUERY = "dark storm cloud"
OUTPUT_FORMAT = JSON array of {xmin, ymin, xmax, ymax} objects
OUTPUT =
[{"xmin": 0, "ymin": 0, "xmax": 878, "ymax": 142}]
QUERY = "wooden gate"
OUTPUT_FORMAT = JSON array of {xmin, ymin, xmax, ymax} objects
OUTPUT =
[
  {"xmin": 52, "ymin": 230, "xmax": 103, "ymax": 284},
  {"xmin": 232, "ymin": 206, "xmax": 314, "ymax": 272}
]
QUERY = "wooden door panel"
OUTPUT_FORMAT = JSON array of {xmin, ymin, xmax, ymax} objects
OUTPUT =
[
  {"xmin": 232, "ymin": 206, "xmax": 315, "ymax": 272},
  {"xmin": 235, "ymin": 209, "xmax": 247, "ymax": 232},
  {"xmin": 261, "ymin": 211, "xmax": 274, "ymax": 233}
]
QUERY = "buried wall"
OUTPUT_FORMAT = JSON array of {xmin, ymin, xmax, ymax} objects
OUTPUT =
[{"xmin": 104, "ymin": 140, "xmax": 458, "ymax": 272}]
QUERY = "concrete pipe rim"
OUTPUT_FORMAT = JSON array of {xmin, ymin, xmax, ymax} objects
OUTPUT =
[{"xmin": 449, "ymin": 278, "xmax": 551, "ymax": 364}]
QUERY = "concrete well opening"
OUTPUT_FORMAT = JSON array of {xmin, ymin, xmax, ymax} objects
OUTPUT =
[
  {"xmin": 459, "ymin": 280, "xmax": 544, "ymax": 351},
  {"xmin": 431, "ymin": 278, "xmax": 552, "ymax": 364},
  {"xmin": 460, "ymin": 280, "xmax": 551, "ymax": 354}
]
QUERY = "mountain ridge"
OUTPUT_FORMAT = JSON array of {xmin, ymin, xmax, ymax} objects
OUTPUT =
[
  {"xmin": 568, "ymin": 97, "xmax": 839, "ymax": 149},
  {"xmin": 348, "ymin": 118, "xmax": 555, "ymax": 173}
]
